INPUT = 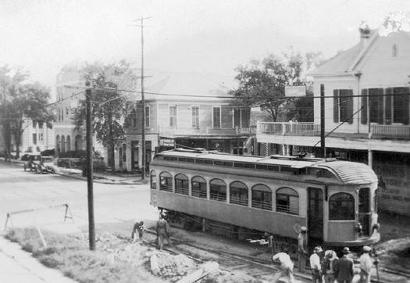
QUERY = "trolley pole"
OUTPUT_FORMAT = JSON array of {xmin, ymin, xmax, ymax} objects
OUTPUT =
[
  {"xmin": 320, "ymin": 84, "xmax": 326, "ymax": 158},
  {"xmin": 85, "ymin": 82, "xmax": 96, "ymax": 251}
]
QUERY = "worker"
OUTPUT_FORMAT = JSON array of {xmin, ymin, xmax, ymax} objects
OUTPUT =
[
  {"xmin": 322, "ymin": 250, "xmax": 338, "ymax": 283},
  {"xmin": 359, "ymin": 246, "xmax": 373, "ymax": 283},
  {"xmin": 310, "ymin": 246, "xmax": 323, "ymax": 283},
  {"xmin": 272, "ymin": 250, "xmax": 295, "ymax": 283},
  {"xmin": 335, "ymin": 247, "xmax": 354, "ymax": 283},
  {"xmin": 156, "ymin": 214, "xmax": 171, "ymax": 250},
  {"xmin": 131, "ymin": 221, "xmax": 144, "ymax": 242},
  {"xmin": 297, "ymin": 226, "xmax": 308, "ymax": 272}
]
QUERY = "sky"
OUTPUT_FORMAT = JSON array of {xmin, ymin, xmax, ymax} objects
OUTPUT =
[{"xmin": 0, "ymin": 0, "xmax": 409, "ymax": 99}]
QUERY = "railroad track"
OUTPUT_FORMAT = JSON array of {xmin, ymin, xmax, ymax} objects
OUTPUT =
[{"xmin": 144, "ymin": 228, "xmax": 409, "ymax": 282}]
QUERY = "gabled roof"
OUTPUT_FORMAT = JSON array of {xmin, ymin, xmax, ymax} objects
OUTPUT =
[{"xmin": 310, "ymin": 30, "xmax": 379, "ymax": 76}]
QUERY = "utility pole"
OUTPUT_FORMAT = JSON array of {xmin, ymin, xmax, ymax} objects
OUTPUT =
[
  {"xmin": 320, "ymin": 84, "xmax": 326, "ymax": 158},
  {"xmin": 136, "ymin": 17, "xmax": 151, "ymax": 180},
  {"xmin": 85, "ymin": 82, "xmax": 96, "ymax": 251}
]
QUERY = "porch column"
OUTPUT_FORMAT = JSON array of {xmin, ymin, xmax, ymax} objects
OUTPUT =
[{"xmin": 368, "ymin": 149, "xmax": 373, "ymax": 168}]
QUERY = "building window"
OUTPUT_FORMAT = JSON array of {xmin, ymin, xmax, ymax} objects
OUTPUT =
[
  {"xmin": 191, "ymin": 176, "xmax": 207, "ymax": 198},
  {"xmin": 393, "ymin": 87, "xmax": 409, "ymax": 125},
  {"xmin": 150, "ymin": 170, "xmax": 157, "ymax": 190},
  {"xmin": 61, "ymin": 135, "xmax": 65, "ymax": 152},
  {"xmin": 175, "ymin": 173, "xmax": 189, "ymax": 195},
  {"xmin": 392, "ymin": 44, "xmax": 398, "ymax": 57},
  {"xmin": 170, "ymin": 106, "xmax": 177, "ymax": 127},
  {"xmin": 66, "ymin": 107, "xmax": 69, "ymax": 115},
  {"xmin": 229, "ymin": 181, "xmax": 248, "ymax": 206},
  {"xmin": 159, "ymin": 171, "xmax": 173, "ymax": 192},
  {"xmin": 213, "ymin": 107, "xmax": 221, "ymax": 128},
  {"xmin": 333, "ymin": 89, "xmax": 353, "ymax": 123},
  {"xmin": 192, "ymin": 106, "xmax": 199, "ymax": 128},
  {"xmin": 145, "ymin": 106, "xmax": 150, "ymax": 128},
  {"xmin": 32, "ymin": 133, "xmax": 37, "ymax": 145},
  {"xmin": 276, "ymin": 187, "xmax": 299, "ymax": 215},
  {"xmin": 252, "ymin": 184, "xmax": 272, "ymax": 210},
  {"xmin": 66, "ymin": 135, "xmax": 71, "ymax": 151},
  {"xmin": 38, "ymin": 133, "xmax": 44, "ymax": 142},
  {"xmin": 39, "ymin": 121, "xmax": 43, "ymax": 129},
  {"xmin": 329, "ymin": 193, "xmax": 354, "ymax": 220},
  {"xmin": 369, "ymin": 88, "xmax": 384, "ymax": 124},
  {"xmin": 361, "ymin": 89, "xmax": 367, "ymax": 125},
  {"xmin": 210, "ymin": 178, "xmax": 226, "ymax": 202},
  {"xmin": 32, "ymin": 120, "xmax": 37, "ymax": 128},
  {"xmin": 122, "ymin": 144, "xmax": 127, "ymax": 162},
  {"xmin": 56, "ymin": 135, "xmax": 60, "ymax": 154}
]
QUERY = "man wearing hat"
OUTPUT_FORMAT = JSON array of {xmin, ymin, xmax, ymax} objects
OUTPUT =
[
  {"xmin": 297, "ymin": 226, "xmax": 308, "ymax": 272},
  {"xmin": 310, "ymin": 246, "xmax": 323, "ymax": 282},
  {"xmin": 359, "ymin": 246, "xmax": 373, "ymax": 283},
  {"xmin": 335, "ymin": 247, "xmax": 354, "ymax": 283}
]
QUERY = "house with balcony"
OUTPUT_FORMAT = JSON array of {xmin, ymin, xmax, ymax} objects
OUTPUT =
[
  {"xmin": 256, "ymin": 26, "xmax": 410, "ymax": 216},
  {"xmin": 117, "ymin": 72, "xmax": 253, "ymax": 172}
]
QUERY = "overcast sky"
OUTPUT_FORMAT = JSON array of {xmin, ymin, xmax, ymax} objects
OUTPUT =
[{"xmin": 1, "ymin": 0, "xmax": 409, "ymax": 98}]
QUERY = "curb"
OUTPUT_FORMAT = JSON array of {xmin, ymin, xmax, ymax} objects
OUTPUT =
[{"xmin": 56, "ymin": 172, "xmax": 149, "ymax": 186}]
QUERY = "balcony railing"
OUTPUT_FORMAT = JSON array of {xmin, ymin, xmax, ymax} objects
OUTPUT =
[
  {"xmin": 257, "ymin": 121, "xmax": 410, "ymax": 139},
  {"xmin": 257, "ymin": 122, "xmax": 320, "ymax": 136},
  {"xmin": 371, "ymin": 124, "xmax": 410, "ymax": 139},
  {"xmin": 158, "ymin": 125, "xmax": 255, "ymax": 136}
]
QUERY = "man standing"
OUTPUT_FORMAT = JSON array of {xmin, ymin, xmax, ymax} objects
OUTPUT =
[
  {"xmin": 156, "ymin": 214, "xmax": 171, "ymax": 250},
  {"xmin": 310, "ymin": 246, "xmax": 323, "ymax": 283},
  {"xmin": 359, "ymin": 246, "xmax": 373, "ymax": 283},
  {"xmin": 335, "ymin": 247, "xmax": 354, "ymax": 283},
  {"xmin": 131, "ymin": 221, "xmax": 144, "ymax": 242},
  {"xmin": 297, "ymin": 226, "xmax": 308, "ymax": 272},
  {"xmin": 272, "ymin": 250, "xmax": 295, "ymax": 283}
]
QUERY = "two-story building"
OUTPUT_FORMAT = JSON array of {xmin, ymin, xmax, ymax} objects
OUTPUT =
[
  {"xmin": 116, "ymin": 72, "xmax": 253, "ymax": 172},
  {"xmin": 256, "ymin": 27, "xmax": 410, "ymax": 216}
]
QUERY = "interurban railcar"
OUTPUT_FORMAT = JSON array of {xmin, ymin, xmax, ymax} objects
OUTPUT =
[{"xmin": 150, "ymin": 149, "xmax": 380, "ymax": 247}]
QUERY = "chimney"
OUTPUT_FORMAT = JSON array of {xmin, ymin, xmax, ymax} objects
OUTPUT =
[{"xmin": 359, "ymin": 23, "xmax": 371, "ymax": 48}]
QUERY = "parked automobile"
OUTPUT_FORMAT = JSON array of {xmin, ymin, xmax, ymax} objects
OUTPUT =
[
  {"xmin": 23, "ymin": 154, "xmax": 41, "ymax": 171},
  {"xmin": 32, "ymin": 156, "xmax": 55, "ymax": 174}
]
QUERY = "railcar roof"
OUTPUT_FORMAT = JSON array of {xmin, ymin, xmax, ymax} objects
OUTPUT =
[
  {"xmin": 316, "ymin": 161, "xmax": 377, "ymax": 185},
  {"xmin": 156, "ymin": 150, "xmax": 377, "ymax": 185}
]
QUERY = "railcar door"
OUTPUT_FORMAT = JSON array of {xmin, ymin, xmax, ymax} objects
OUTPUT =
[{"xmin": 307, "ymin": 187, "xmax": 323, "ymax": 244}]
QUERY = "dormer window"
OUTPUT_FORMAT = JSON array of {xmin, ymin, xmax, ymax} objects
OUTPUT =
[{"xmin": 392, "ymin": 44, "xmax": 398, "ymax": 57}]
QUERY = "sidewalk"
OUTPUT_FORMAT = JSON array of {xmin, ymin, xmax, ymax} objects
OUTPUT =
[
  {"xmin": 0, "ymin": 236, "xmax": 76, "ymax": 283},
  {"xmin": 0, "ymin": 158, "xmax": 148, "ymax": 185}
]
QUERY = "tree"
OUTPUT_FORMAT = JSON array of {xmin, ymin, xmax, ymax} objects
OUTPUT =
[
  {"xmin": 0, "ymin": 65, "xmax": 53, "ymax": 158},
  {"xmin": 230, "ymin": 51, "xmax": 323, "ymax": 122},
  {"xmin": 72, "ymin": 61, "xmax": 135, "ymax": 170}
]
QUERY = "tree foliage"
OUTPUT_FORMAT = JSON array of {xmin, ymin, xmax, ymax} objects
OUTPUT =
[
  {"xmin": 72, "ymin": 61, "xmax": 135, "ymax": 169},
  {"xmin": 0, "ymin": 65, "xmax": 53, "ymax": 158},
  {"xmin": 230, "ymin": 51, "xmax": 323, "ymax": 122}
]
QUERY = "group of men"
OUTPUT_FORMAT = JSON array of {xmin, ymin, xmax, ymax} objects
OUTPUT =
[
  {"xmin": 272, "ymin": 226, "xmax": 375, "ymax": 283},
  {"xmin": 130, "ymin": 211, "xmax": 171, "ymax": 250}
]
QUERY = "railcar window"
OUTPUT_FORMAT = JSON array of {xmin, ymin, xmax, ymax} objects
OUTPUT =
[
  {"xmin": 308, "ymin": 168, "xmax": 335, "ymax": 178},
  {"xmin": 175, "ymin": 173, "xmax": 189, "ymax": 195},
  {"xmin": 255, "ymin": 164, "xmax": 268, "ymax": 170},
  {"xmin": 251, "ymin": 184, "xmax": 272, "ymax": 210},
  {"xmin": 234, "ymin": 162, "xmax": 255, "ymax": 169},
  {"xmin": 210, "ymin": 178, "xmax": 227, "ymax": 202},
  {"xmin": 164, "ymin": 156, "xmax": 177, "ymax": 161},
  {"xmin": 214, "ymin": 160, "xmax": 233, "ymax": 167},
  {"xmin": 191, "ymin": 176, "xmax": 207, "ymax": 198},
  {"xmin": 179, "ymin": 157, "xmax": 195, "ymax": 163},
  {"xmin": 276, "ymin": 187, "xmax": 299, "ymax": 215},
  {"xmin": 150, "ymin": 170, "xmax": 156, "ymax": 190},
  {"xmin": 280, "ymin": 166, "xmax": 295, "ymax": 173},
  {"xmin": 159, "ymin": 172, "xmax": 173, "ymax": 192},
  {"xmin": 329, "ymin": 193, "xmax": 355, "ymax": 220},
  {"xmin": 230, "ymin": 181, "xmax": 249, "ymax": 206},
  {"xmin": 196, "ymin": 159, "xmax": 213, "ymax": 165}
]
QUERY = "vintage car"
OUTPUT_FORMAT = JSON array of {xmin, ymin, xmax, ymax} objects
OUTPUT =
[
  {"xmin": 23, "ymin": 154, "xmax": 41, "ymax": 172},
  {"xmin": 32, "ymin": 156, "xmax": 55, "ymax": 174}
]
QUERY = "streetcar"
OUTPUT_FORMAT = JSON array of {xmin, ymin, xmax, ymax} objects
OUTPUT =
[{"xmin": 150, "ymin": 148, "xmax": 380, "ymax": 248}]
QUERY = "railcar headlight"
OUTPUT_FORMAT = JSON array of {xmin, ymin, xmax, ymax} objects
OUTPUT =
[
  {"xmin": 372, "ymin": 223, "xmax": 380, "ymax": 233},
  {"xmin": 355, "ymin": 222, "xmax": 363, "ymax": 234}
]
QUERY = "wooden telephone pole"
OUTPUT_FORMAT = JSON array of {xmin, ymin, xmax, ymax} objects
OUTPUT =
[
  {"xmin": 85, "ymin": 82, "xmax": 95, "ymax": 250},
  {"xmin": 136, "ymin": 17, "xmax": 151, "ymax": 180}
]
